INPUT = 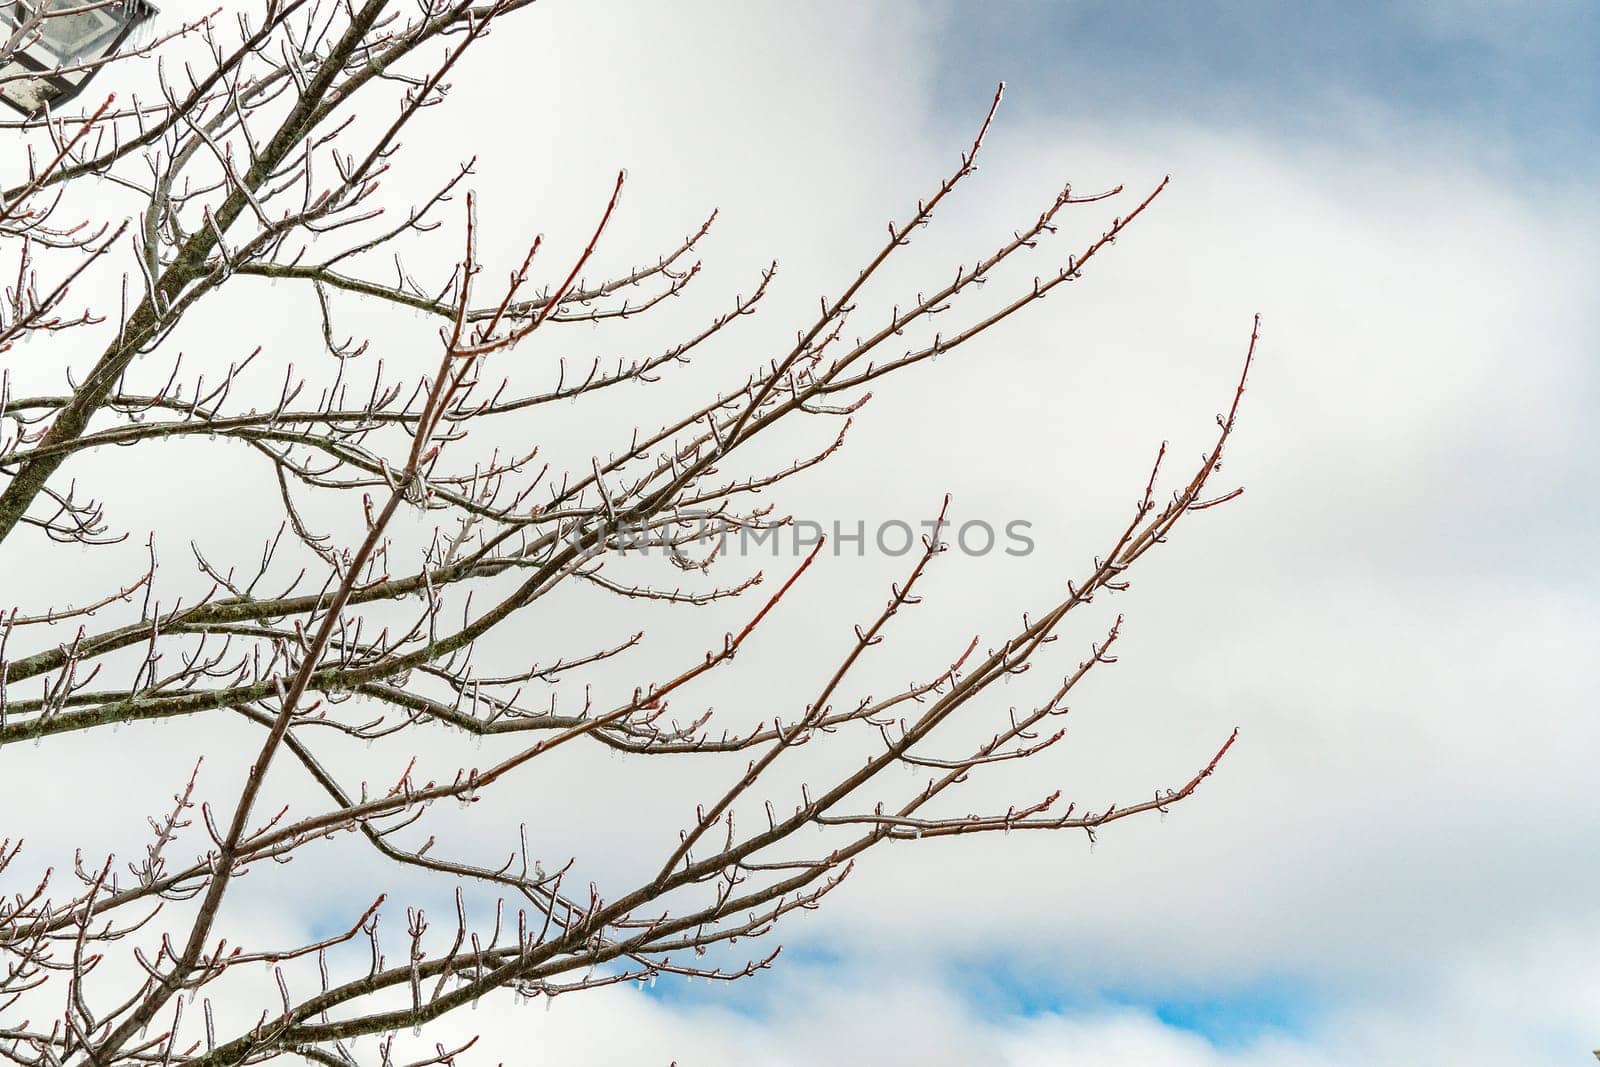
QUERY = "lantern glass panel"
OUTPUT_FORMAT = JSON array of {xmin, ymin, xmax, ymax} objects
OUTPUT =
[{"xmin": 18, "ymin": 1, "xmax": 129, "ymax": 65}]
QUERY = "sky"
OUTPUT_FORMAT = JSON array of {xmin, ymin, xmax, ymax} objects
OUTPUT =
[
  {"xmin": 934, "ymin": 1, "xmax": 1599, "ymax": 172},
  {"xmin": 3, "ymin": 1, "xmax": 1598, "ymax": 1064},
  {"xmin": 433, "ymin": 4, "xmax": 1596, "ymax": 1061}
]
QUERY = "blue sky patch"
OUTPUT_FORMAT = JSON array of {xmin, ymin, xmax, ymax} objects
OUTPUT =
[
  {"xmin": 958, "ymin": 954, "xmax": 1319, "ymax": 1048},
  {"xmin": 637, "ymin": 940, "xmax": 1320, "ymax": 1050},
  {"xmin": 931, "ymin": 1, "xmax": 1598, "ymax": 172}
]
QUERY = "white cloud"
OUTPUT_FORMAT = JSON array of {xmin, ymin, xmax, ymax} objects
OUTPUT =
[
  {"xmin": 5, "ymin": 1, "xmax": 1597, "ymax": 1062},
  {"xmin": 368, "ymin": 937, "xmax": 1600, "ymax": 1066}
]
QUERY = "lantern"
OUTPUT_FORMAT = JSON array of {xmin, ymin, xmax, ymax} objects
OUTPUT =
[{"xmin": 0, "ymin": 0, "xmax": 156, "ymax": 116}]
